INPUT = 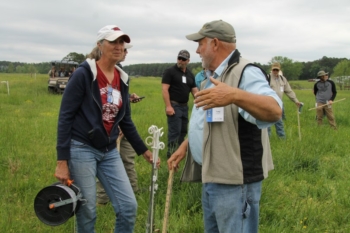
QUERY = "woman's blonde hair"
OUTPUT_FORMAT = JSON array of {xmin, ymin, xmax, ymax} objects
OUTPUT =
[
  {"xmin": 86, "ymin": 40, "xmax": 105, "ymax": 61},
  {"xmin": 86, "ymin": 46, "xmax": 101, "ymax": 61}
]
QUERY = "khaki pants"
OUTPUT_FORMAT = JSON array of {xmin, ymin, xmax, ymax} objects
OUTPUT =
[
  {"xmin": 316, "ymin": 102, "xmax": 337, "ymax": 129},
  {"xmin": 97, "ymin": 136, "xmax": 138, "ymax": 204},
  {"xmin": 119, "ymin": 136, "xmax": 138, "ymax": 192}
]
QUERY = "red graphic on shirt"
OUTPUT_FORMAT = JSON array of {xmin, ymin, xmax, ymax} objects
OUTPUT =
[
  {"xmin": 96, "ymin": 64, "xmax": 122, "ymax": 135},
  {"xmin": 100, "ymin": 86, "xmax": 122, "ymax": 123}
]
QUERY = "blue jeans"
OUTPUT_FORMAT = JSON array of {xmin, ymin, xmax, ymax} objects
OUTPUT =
[
  {"xmin": 69, "ymin": 139, "xmax": 136, "ymax": 233},
  {"xmin": 282, "ymin": 107, "xmax": 286, "ymax": 120},
  {"xmin": 202, "ymin": 181, "xmax": 262, "ymax": 233},
  {"xmin": 268, "ymin": 118, "xmax": 286, "ymax": 138},
  {"xmin": 166, "ymin": 103, "xmax": 188, "ymax": 158}
]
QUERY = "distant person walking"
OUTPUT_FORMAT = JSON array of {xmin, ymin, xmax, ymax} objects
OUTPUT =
[
  {"xmin": 267, "ymin": 62, "xmax": 301, "ymax": 139},
  {"xmin": 314, "ymin": 70, "xmax": 337, "ymax": 129},
  {"xmin": 161, "ymin": 50, "xmax": 198, "ymax": 158}
]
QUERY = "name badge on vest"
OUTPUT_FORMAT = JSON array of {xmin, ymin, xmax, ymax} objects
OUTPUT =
[
  {"xmin": 182, "ymin": 76, "xmax": 186, "ymax": 84},
  {"xmin": 206, "ymin": 107, "xmax": 224, "ymax": 122},
  {"xmin": 280, "ymin": 86, "xmax": 284, "ymax": 92}
]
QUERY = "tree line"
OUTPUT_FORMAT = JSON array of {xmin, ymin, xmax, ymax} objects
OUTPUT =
[
  {"xmin": 124, "ymin": 56, "xmax": 349, "ymax": 81},
  {"xmin": 1, "ymin": 54, "xmax": 349, "ymax": 81}
]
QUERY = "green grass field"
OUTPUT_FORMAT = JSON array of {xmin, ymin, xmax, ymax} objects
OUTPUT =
[{"xmin": 1, "ymin": 73, "xmax": 350, "ymax": 233}]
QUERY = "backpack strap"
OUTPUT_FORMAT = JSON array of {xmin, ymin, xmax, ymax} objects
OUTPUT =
[{"xmin": 267, "ymin": 74, "xmax": 286, "ymax": 85}]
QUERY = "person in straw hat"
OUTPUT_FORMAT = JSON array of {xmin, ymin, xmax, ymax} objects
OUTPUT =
[{"xmin": 267, "ymin": 62, "xmax": 301, "ymax": 139}]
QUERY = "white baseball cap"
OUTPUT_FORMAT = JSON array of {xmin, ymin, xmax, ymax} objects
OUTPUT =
[{"xmin": 96, "ymin": 25, "xmax": 130, "ymax": 43}]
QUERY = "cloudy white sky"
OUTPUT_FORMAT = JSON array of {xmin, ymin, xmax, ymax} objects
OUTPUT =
[{"xmin": 0, "ymin": 0, "xmax": 349, "ymax": 66}]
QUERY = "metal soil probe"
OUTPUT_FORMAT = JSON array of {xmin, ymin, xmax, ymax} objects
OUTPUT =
[{"xmin": 145, "ymin": 125, "xmax": 164, "ymax": 233}]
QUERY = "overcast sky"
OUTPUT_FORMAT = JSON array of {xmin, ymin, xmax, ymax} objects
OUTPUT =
[{"xmin": 0, "ymin": 0, "xmax": 349, "ymax": 66}]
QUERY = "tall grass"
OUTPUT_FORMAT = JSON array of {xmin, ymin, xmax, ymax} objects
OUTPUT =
[{"xmin": 1, "ymin": 73, "xmax": 350, "ymax": 232}]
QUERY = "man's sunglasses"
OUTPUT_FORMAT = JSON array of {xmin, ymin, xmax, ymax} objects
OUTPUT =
[
  {"xmin": 272, "ymin": 69, "xmax": 279, "ymax": 71},
  {"xmin": 178, "ymin": 57, "xmax": 187, "ymax": 61}
]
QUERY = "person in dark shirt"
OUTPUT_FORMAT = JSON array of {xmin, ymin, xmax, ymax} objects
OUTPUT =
[{"xmin": 161, "ymin": 50, "xmax": 198, "ymax": 158}]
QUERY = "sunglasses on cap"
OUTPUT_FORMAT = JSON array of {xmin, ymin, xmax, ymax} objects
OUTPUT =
[{"xmin": 177, "ymin": 57, "xmax": 188, "ymax": 61}]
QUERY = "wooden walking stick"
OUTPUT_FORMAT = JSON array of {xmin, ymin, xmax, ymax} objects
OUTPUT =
[
  {"xmin": 117, "ymin": 135, "xmax": 122, "ymax": 151},
  {"xmin": 297, "ymin": 106, "xmax": 301, "ymax": 141},
  {"xmin": 308, "ymin": 98, "xmax": 346, "ymax": 110},
  {"xmin": 117, "ymin": 127, "xmax": 122, "ymax": 151},
  {"xmin": 162, "ymin": 162, "xmax": 175, "ymax": 233}
]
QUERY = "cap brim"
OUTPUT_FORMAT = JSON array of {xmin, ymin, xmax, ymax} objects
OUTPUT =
[
  {"xmin": 105, "ymin": 33, "xmax": 131, "ymax": 43},
  {"xmin": 125, "ymin": 43, "xmax": 133, "ymax": 49},
  {"xmin": 186, "ymin": 32, "xmax": 205, "ymax": 41}
]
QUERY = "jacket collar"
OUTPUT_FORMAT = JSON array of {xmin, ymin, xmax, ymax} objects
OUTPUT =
[
  {"xmin": 227, "ymin": 49, "xmax": 241, "ymax": 67},
  {"xmin": 85, "ymin": 58, "xmax": 129, "ymax": 86}
]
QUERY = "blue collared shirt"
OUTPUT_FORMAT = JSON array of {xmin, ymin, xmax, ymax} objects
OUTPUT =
[
  {"xmin": 188, "ymin": 51, "xmax": 282, "ymax": 165},
  {"xmin": 195, "ymin": 70, "xmax": 206, "ymax": 90}
]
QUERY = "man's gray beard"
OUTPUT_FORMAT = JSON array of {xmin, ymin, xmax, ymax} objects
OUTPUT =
[{"xmin": 201, "ymin": 58, "xmax": 212, "ymax": 70}]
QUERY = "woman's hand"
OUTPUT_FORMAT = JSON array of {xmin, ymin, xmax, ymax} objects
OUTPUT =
[
  {"xmin": 55, "ymin": 160, "xmax": 70, "ymax": 185},
  {"xmin": 143, "ymin": 150, "xmax": 161, "ymax": 168}
]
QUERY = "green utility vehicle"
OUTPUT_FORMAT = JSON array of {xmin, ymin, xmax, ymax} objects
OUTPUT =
[{"xmin": 48, "ymin": 60, "xmax": 78, "ymax": 93}]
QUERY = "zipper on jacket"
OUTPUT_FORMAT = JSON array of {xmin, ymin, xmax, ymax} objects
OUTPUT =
[
  {"xmin": 91, "ymin": 80, "xmax": 112, "ymax": 149},
  {"xmin": 91, "ymin": 77, "xmax": 128, "ymax": 150}
]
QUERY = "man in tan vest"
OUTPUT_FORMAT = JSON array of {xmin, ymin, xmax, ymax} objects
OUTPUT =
[{"xmin": 168, "ymin": 20, "xmax": 282, "ymax": 233}]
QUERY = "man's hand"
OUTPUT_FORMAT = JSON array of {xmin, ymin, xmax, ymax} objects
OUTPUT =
[
  {"xmin": 165, "ymin": 106, "xmax": 175, "ymax": 116},
  {"xmin": 194, "ymin": 77, "xmax": 235, "ymax": 110},
  {"xmin": 167, "ymin": 140, "xmax": 188, "ymax": 172},
  {"xmin": 55, "ymin": 160, "xmax": 70, "ymax": 185},
  {"xmin": 143, "ymin": 150, "xmax": 161, "ymax": 168}
]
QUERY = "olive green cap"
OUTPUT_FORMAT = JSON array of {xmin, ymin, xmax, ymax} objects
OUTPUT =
[{"xmin": 186, "ymin": 20, "xmax": 236, "ymax": 43}]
